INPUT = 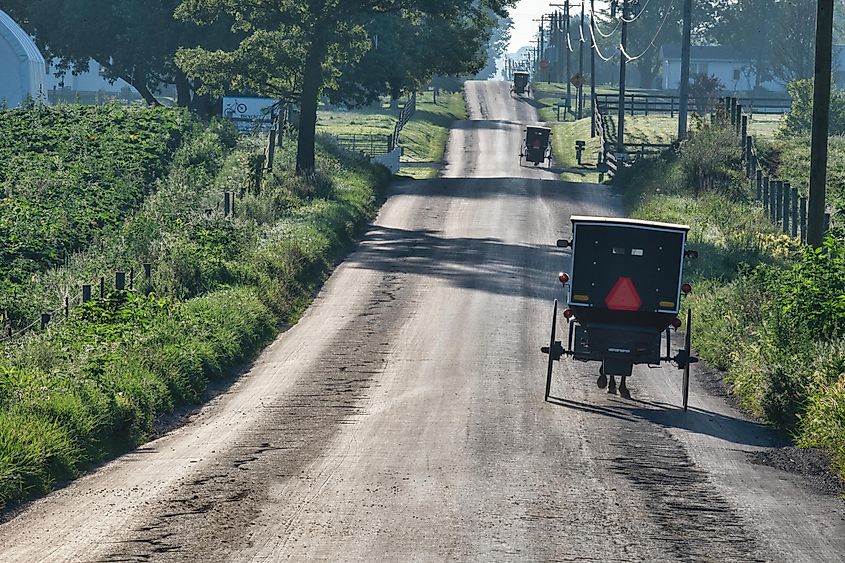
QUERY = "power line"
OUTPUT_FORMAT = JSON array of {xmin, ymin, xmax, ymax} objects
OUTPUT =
[
  {"xmin": 588, "ymin": 11, "xmax": 618, "ymax": 62},
  {"xmin": 619, "ymin": 0, "xmax": 655, "ymax": 23},
  {"xmin": 619, "ymin": 0, "xmax": 676, "ymax": 62}
]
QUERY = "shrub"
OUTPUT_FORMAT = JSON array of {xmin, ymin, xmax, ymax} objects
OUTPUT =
[{"xmin": 780, "ymin": 78, "xmax": 845, "ymax": 136}]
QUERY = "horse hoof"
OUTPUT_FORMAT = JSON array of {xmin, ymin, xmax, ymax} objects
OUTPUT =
[
  {"xmin": 597, "ymin": 374, "xmax": 608, "ymax": 389},
  {"xmin": 619, "ymin": 386, "xmax": 631, "ymax": 399}
]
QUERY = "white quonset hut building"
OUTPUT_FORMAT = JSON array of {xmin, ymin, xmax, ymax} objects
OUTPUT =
[{"xmin": 0, "ymin": 9, "xmax": 46, "ymax": 107}]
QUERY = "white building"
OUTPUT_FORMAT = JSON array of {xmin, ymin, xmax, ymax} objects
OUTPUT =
[
  {"xmin": 660, "ymin": 45, "xmax": 785, "ymax": 93},
  {"xmin": 0, "ymin": 9, "xmax": 46, "ymax": 107}
]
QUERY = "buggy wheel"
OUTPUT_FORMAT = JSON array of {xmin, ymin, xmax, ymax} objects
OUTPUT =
[
  {"xmin": 545, "ymin": 299, "xmax": 558, "ymax": 401},
  {"xmin": 682, "ymin": 308, "xmax": 692, "ymax": 411}
]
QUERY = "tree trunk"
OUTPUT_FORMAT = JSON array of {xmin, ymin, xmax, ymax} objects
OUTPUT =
[
  {"xmin": 129, "ymin": 70, "xmax": 161, "ymax": 107},
  {"xmin": 389, "ymin": 84, "xmax": 401, "ymax": 110},
  {"xmin": 637, "ymin": 62, "xmax": 658, "ymax": 89},
  {"xmin": 175, "ymin": 70, "xmax": 192, "ymax": 108},
  {"xmin": 296, "ymin": 44, "xmax": 325, "ymax": 176}
]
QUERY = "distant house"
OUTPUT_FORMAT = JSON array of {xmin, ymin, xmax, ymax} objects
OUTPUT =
[
  {"xmin": 0, "ymin": 9, "xmax": 46, "ymax": 107},
  {"xmin": 661, "ymin": 44, "xmax": 845, "ymax": 94},
  {"xmin": 660, "ymin": 45, "xmax": 783, "ymax": 93}
]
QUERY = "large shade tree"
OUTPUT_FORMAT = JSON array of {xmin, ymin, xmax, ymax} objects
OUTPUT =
[
  {"xmin": 0, "ymin": 0, "xmax": 237, "ymax": 112},
  {"xmin": 175, "ymin": 0, "xmax": 514, "ymax": 176}
]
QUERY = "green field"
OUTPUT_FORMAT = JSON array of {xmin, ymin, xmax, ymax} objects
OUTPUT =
[
  {"xmin": 0, "ymin": 104, "xmax": 192, "ymax": 325},
  {"xmin": 317, "ymin": 90, "xmax": 466, "ymax": 179}
]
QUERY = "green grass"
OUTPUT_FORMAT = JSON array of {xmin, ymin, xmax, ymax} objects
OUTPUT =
[
  {"xmin": 0, "ymin": 123, "xmax": 390, "ymax": 509},
  {"xmin": 317, "ymin": 90, "xmax": 466, "ymax": 179}
]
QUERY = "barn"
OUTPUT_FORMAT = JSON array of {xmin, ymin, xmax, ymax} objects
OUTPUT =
[{"xmin": 0, "ymin": 9, "xmax": 46, "ymax": 107}]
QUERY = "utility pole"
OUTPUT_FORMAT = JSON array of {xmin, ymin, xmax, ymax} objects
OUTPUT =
[
  {"xmin": 616, "ymin": 0, "xmax": 630, "ymax": 154},
  {"xmin": 678, "ymin": 0, "xmax": 692, "ymax": 140},
  {"xmin": 590, "ymin": 0, "xmax": 597, "ymax": 137},
  {"xmin": 808, "ymin": 0, "xmax": 835, "ymax": 246},
  {"xmin": 566, "ymin": 1, "xmax": 572, "ymax": 116},
  {"xmin": 578, "ymin": 0, "xmax": 585, "ymax": 119}
]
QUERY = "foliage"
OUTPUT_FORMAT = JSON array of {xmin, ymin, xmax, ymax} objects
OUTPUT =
[
  {"xmin": 0, "ymin": 125, "xmax": 390, "ymax": 509},
  {"xmin": 0, "ymin": 104, "xmax": 191, "ymax": 325},
  {"xmin": 689, "ymin": 74, "xmax": 724, "ymax": 115},
  {"xmin": 780, "ymin": 79, "xmax": 845, "ymax": 137},
  {"xmin": 677, "ymin": 122, "xmax": 743, "ymax": 197},
  {"xmin": 2, "ymin": 0, "xmax": 239, "ymax": 109},
  {"xmin": 619, "ymin": 120, "xmax": 845, "ymax": 481}
]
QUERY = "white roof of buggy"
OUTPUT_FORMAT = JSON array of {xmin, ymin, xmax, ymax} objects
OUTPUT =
[{"xmin": 570, "ymin": 215, "xmax": 690, "ymax": 232}]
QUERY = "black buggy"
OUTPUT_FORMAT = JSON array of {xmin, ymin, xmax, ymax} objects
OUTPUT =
[
  {"xmin": 511, "ymin": 71, "xmax": 530, "ymax": 96},
  {"xmin": 541, "ymin": 216, "xmax": 698, "ymax": 409},
  {"xmin": 520, "ymin": 126, "xmax": 552, "ymax": 167}
]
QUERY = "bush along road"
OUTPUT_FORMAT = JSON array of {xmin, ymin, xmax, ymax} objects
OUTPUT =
[
  {"xmin": 0, "ymin": 117, "xmax": 390, "ymax": 510},
  {"xmin": 618, "ymin": 121, "xmax": 845, "ymax": 484}
]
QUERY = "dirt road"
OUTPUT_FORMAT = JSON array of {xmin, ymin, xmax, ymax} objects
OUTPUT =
[{"xmin": 1, "ymin": 81, "xmax": 842, "ymax": 562}]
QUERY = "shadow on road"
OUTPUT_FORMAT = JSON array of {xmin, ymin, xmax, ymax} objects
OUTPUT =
[{"xmin": 546, "ymin": 394, "xmax": 787, "ymax": 448}]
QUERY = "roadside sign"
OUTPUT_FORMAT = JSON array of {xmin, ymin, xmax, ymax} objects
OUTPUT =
[
  {"xmin": 570, "ymin": 73, "xmax": 585, "ymax": 88},
  {"xmin": 540, "ymin": 59, "xmax": 551, "ymax": 71},
  {"xmin": 223, "ymin": 96, "xmax": 278, "ymax": 130}
]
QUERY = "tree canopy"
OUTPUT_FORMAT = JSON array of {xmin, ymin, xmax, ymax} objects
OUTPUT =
[
  {"xmin": 176, "ymin": 0, "xmax": 514, "ymax": 175},
  {"xmin": 1, "ymin": 0, "xmax": 237, "ymax": 112}
]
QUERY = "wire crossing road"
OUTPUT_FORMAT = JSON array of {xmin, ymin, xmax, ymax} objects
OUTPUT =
[{"xmin": 1, "ymin": 81, "xmax": 843, "ymax": 562}]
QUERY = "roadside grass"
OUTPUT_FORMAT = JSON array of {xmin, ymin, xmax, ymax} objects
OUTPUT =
[
  {"xmin": 317, "ymin": 90, "xmax": 465, "ymax": 179},
  {"xmin": 617, "ymin": 121, "xmax": 845, "ymax": 483},
  {"xmin": 0, "ymin": 125, "xmax": 390, "ymax": 509}
]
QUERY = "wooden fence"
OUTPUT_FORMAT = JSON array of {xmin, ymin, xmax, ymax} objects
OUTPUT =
[
  {"xmin": 717, "ymin": 96, "xmax": 829, "ymax": 243},
  {"xmin": 595, "ymin": 92, "xmax": 792, "ymax": 118}
]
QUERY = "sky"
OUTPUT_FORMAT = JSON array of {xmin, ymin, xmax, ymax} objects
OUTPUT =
[{"xmin": 507, "ymin": 0, "xmax": 610, "ymax": 54}]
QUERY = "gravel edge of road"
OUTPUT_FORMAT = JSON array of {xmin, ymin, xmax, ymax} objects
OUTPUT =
[{"xmin": 695, "ymin": 355, "xmax": 845, "ymax": 498}]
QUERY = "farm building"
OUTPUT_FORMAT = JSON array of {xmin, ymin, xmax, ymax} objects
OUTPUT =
[{"xmin": 0, "ymin": 9, "xmax": 46, "ymax": 107}]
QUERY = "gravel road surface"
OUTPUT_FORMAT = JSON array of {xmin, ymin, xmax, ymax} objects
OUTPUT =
[{"xmin": 1, "ymin": 81, "xmax": 842, "ymax": 562}]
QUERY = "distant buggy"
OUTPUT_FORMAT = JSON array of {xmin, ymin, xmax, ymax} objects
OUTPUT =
[
  {"xmin": 541, "ymin": 216, "xmax": 698, "ymax": 409},
  {"xmin": 511, "ymin": 71, "xmax": 530, "ymax": 96},
  {"xmin": 520, "ymin": 126, "xmax": 552, "ymax": 167}
]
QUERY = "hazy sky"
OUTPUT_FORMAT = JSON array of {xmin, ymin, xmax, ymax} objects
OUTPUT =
[{"xmin": 507, "ymin": 0, "xmax": 609, "ymax": 54}]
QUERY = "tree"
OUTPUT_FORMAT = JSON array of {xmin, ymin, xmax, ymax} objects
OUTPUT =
[
  {"xmin": 1, "ymin": 0, "xmax": 237, "ymax": 111},
  {"xmin": 328, "ymin": 9, "xmax": 505, "ymax": 108},
  {"xmin": 176, "ymin": 0, "xmax": 514, "ymax": 176}
]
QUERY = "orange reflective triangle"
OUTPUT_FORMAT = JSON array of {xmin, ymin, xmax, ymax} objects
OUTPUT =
[{"xmin": 605, "ymin": 276, "xmax": 642, "ymax": 311}]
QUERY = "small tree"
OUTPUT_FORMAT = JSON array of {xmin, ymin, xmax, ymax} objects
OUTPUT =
[
  {"xmin": 689, "ymin": 73, "xmax": 724, "ymax": 115},
  {"xmin": 780, "ymin": 79, "xmax": 845, "ymax": 137}
]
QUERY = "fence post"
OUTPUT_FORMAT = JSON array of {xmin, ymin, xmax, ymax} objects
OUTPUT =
[
  {"xmin": 115, "ymin": 271, "xmax": 126, "ymax": 291},
  {"xmin": 224, "ymin": 192, "xmax": 232, "ymax": 217},
  {"xmin": 129, "ymin": 268, "xmax": 134, "ymax": 290},
  {"xmin": 824, "ymin": 212, "xmax": 831, "ymax": 234},
  {"xmin": 745, "ymin": 136, "xmax": 753, "ymax": 176},
  {"xmin": 756, "ymin": 169, "xmax": 763, "ymax": 202},
  {"xmin": 800, "ymin": 196, "xmax": 808, "ymax": 243},
  {"xmin": 782, "ymin": 182, "xmax": 791, "ymax": 234},
  {"xmin": 40, "ymin": 313, "xmax": 51, "ymax": 331},
  {"xmin": 230, "ymin": 192, "xmax": 236, "ymax": 218},
  {"xmin": 671, "ymin": 96, "xmax": 675, "ymax": 118},
  {"xmin": 267, "ymin": 127, "xmax": 277, "ymax": 172},
  {"xmin": 100, "ymin": 276, "xmax": 105, "ymax": 299},
  {"xmin": 64, "ymin": 296, "xmax": 70, "ymax": 317},
  {"xmin": 763, "ymin": 176, "xmax": 770, "ymax": 217},
  {"xmin": 730, "ymin": 97, "xmax": 738, "ymax": 125},
  {"xmin": 775, "ymin": 181, "xmax": 783, "ymax": 224},
  {"xmin": 82, "ymin": 285, "xmax": 92, "ymax": 303},
  {"xmin": 143, "ymin": 263, "xmax": 152, "ymax": 279},
  {"xmin": 791, "ymin": 188, "xmax": 799, "ymax": 238},
  {"xmin": 631, "ymin": 93, "xmax": 635, "ymax": 117}
]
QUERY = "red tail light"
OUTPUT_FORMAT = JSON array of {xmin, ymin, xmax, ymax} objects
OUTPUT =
[
  {"xmin": 558, "ymin": 272, "xmax": 570, "ymax": 284},
  {"xmin": 681, "ymin": 283, "xmax": 692, "ymax": 294},
  {"xmin": 563, "ymin": 308, "xmax": 574, "ymax": 319},
  {"xmin": 672, "ymin": 317, "xmax": 682, "ymax": 328}
]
